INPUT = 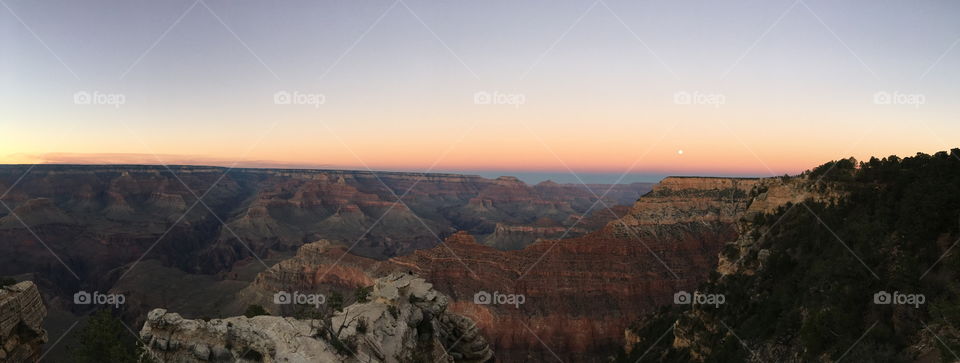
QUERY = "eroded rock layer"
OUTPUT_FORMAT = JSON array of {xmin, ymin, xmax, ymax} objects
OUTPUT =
[
  {"xmin": 238, "ymin": 177, "xmax": 759, "ymax": 362},
  {"xmin": 0, "ymin": 281, "xmax": 47, "ymax": 363},
  {"xmin": 0, "ymin": 165, "xmax": 650, "ymax": 310}
]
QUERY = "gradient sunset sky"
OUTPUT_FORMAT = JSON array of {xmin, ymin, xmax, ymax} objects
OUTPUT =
[{"xmin": 2, "ymin": 0, "xmax": 958, "ymax": 183}]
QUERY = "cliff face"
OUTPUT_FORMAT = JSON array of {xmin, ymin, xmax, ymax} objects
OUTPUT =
[
  {"xmin": 0, "ymin": 281, "xmax": 48, "ymax": 363},
  {"xmin": 237, "ymin": 177, "xmax": 758, "ymax": 362},
  {"xmin": 622, "ymin": 177, "xmax": 757, "ymax": 225},
  {"xmin": 480, "ymin": 205, "xmax": 630, "ymax": 250},
  {"xmin": 716, "ymin": 176, "xmax": 843, "ymax": 276},
  {"xmin": 141, "ymin": 273, "xmax": 492, "ymax": 363},
  {"xmin": 621, "ymin": 151, "xmax": 960, "ymax": 363},
  {"xmin": 0, "ymin": 165, "xmax": 648, "ymax": 302}
]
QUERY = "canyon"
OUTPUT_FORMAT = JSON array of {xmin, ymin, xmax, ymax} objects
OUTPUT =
[
  {"xmin": 0, "ymin": 166, "xmax": 814, "ymax": 362},
  {"xmin": 0, "ymin": 165, "xmax": 649, "ymax": 290},
  {"xmin": 0, "ymin": 165, "xmax": 650, "ymax": 361},
  {"xmin": 229, "ymin": 176, "xmax": 761, "ymax": 362}
]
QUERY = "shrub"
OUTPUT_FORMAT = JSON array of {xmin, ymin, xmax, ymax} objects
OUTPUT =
[{"xmin": 243, "ymin": 304, "xmax": 269, "ymax": 318}]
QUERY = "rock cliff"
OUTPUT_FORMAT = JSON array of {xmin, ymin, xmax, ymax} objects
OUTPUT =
[
  {"xmin": 236, "ymin": 177, "xmax": 759, "ymax": 362},
  {"xmin": 479, "ymin": 205, "xmax": 629, "ymax": 250},
  {"xmin": 0, "ymin": 281, "xmax": 48, "ymax": 363},
  {"xmin": 141, "ymin": 273, "xmax": 491, "ymax": 363},
  {"xmin": 620, "ymin": 151, "xmax": 960, "ymax": 362},
  {"xmin": 716, "ymin": 176, "xmax": 844, "ymax": 276}
]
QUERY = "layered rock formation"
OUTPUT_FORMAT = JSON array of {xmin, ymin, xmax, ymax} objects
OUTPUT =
[
  {"xmin": 480, "ymin": 205, "xmax": 629, "ymax": 250},
  {"xmin": 0, "ymin": 281, "xmax": 48, "ymax": 363},
  {"xmin": 716, "ymin": 176, "xmax": 843, "ymax": 276},
  {"xmin": 619, "ymin": 151, "xmax": 960, "ymax": 362},
  {"xmin": 0, "ymin": 165, "xmax": 649, "ymax": 284},
  {"xmin": 236, "ymin": 177, "xmax": 759, "ymax": 362},
  {"xmin": 141, "ymin": 273, "xmax": 492, "ymax": 363},
  {"xmin": 0, "ymin": 164, "xmax": 652, "ymax": 334}
]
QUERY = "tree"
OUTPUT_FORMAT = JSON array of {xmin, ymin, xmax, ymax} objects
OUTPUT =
[
  {"xmin": 329, "ymin": 291, "xmax": 344, "ymax": 312},
  {"xmin": 0, "ymin": 276, "xmax": 15, "ymax": 287},
  {"xmin": 69, "ymin": 310, "xmax": 147, "ymax": 363},
  {"xmin": 243, "ymin": 304, "xmax": 269, "ymax": 318},
  {"xmin": 354, "ymin": 286, "xmax": 372, "ymax": 303}
]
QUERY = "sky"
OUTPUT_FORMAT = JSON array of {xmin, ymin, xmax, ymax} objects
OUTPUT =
[{"xmin": 2, "ymin": 0, "xmax": 959, "ymax": 183}]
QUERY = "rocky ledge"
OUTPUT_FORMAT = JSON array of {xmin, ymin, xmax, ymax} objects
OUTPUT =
[
  {"xmin": 140, "ymin": 273, "xmax": 492, "ymax": 363},
  {"xmin": 0, "ymin": 281, "xmax": 48, "ymax": 363}
]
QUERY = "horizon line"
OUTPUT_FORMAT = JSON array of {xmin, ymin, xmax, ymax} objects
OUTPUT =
[{"xmin": 0, "ymin": 163, "xmax": 774, "ymax": 184}]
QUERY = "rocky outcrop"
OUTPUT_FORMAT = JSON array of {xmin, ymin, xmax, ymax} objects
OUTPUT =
[
  {"xmin": 614, "ymin": 175, "xmax": 852, "ymax": 361},
  {"xmin": 617, "ymin": 177, "xmax": 758, "ymax": 227},
  {"xmin": 481, "ymin": 223, "xmax": 581, "ymax": 250},
  {"xmin": 618, "ymin": 150, "xmax": 960, "ymax": 362},
  {"xmin": 716, "ymin": 176, "xmax": 844, "ymax": 276},
  {"xmin": 236, "ymin": 177, "xmax": 758, "ymax": 362},
  {"xmin": 235, "ymin": 240, "xmax": 401, "ymax": 313},
  {"xmin": 0, "ymin": 281, "xmax": 48, "ymax": 363},
  {"xmin": 481, "ymin": 204, "xmax": 633, "ymax": 250},
  {"xmin": 141, "ymin": 273, "xmax": 491, "ymax": 363}
]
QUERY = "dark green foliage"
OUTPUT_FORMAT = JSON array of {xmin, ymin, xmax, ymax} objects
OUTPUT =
[
  {"xmin": 243, "ymin": 304, "xmax": 269, "ymax": 318},
  {"xmin": 69, "ymin": 310, "xmax": 147, "ymax": 363},
  {"xmin": 807, "ymin": 157, "xmax": 857, "ymax": 181},
  {"xmin": 621, "ymin": 149, "xmax": 960, "ymax": 362},
  {"xmin": 330, "ymin": 334, "xmax": 358, "ymax": 356},
  {"xmin": 354, "ymin": 285, "xmax": 372, "ymax": 303},
  {"xmin": 614, "ymin": 307, "xmax": 678, "ymax": 362},
  {"xmin": 329, "ymin": 291, "xmax": 344, "ymax": 312},
  {"xmin": 0, "ymin": 276, "xmax": 15, "ymax": 287},
  {"xmin": 355, "ymin": 317, "xmax": 368, "ymax": 334}
]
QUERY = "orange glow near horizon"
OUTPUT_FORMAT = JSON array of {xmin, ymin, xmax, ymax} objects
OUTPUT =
[
  {"xmin": 3, "ymin": 0, "xmax": 959, "ymax": 181},
  {"xmin": 2, "ymin": 136, "xmax": 950, "ymax": 178},
  {"xmin": 4, "ymin": 106, "xmax": 954, "ymax": 178}
]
